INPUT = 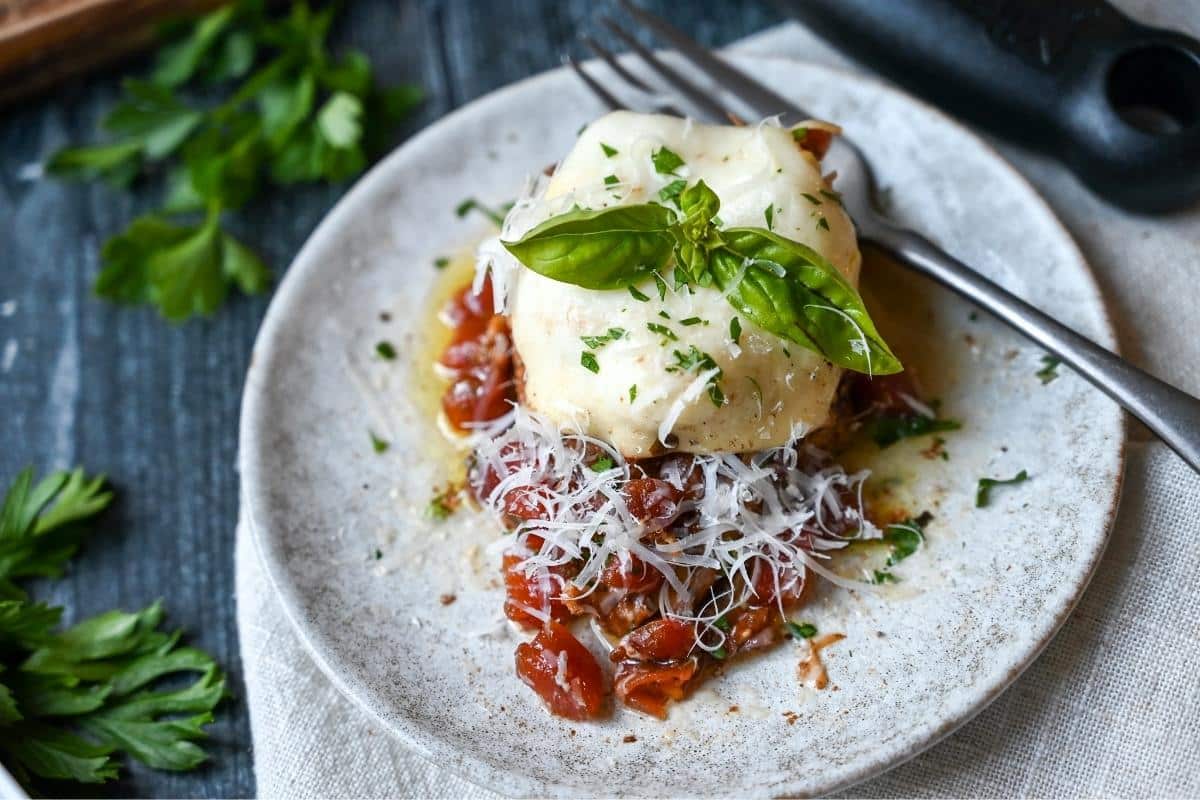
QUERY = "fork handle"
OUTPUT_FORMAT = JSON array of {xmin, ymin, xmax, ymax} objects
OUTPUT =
[
  {"xmin": 778, "ymin": 0, "xmax": 1200, "ymax": 213},
  {"xmin": 866, "ymin": 225, "xmax": 1200, "ymax": 472}
]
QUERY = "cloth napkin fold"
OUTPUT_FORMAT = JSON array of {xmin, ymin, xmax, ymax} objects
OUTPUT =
[{"xmin": 238, "ymin": 12, "xmax": 1200, "ymax": 798}]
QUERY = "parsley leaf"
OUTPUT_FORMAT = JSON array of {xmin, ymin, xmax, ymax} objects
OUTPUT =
[
  {"xmin": 786, "ymin": 621, "xmax": 817, "ymax": 639},
  {"xmin": 369, "ymin": 431, "xmax": 389, "ymax": 453},
  {"xmin": 646, "ymin": 322, "xmax": 678, "ymax": 342},
  {"xmin": 0, "ymin": 468, "xmax": 227, "ymax": 791},
  {"xmin": 45, "ymin": 0, "xmax": 422, "ymax": 321},
  {"xmin": 591, "ymin": 456, "xmax": 615, "ymax": 472},
  {"xmin": 629, "ymin": 385, "xmax": 638, "ymax": 403},
  {"xmin": 651, "ymin": 146, "xmax": 684, "ymax": 175},
  {"xmin": 580, "ymin": 351, "xmax": 600, "ymax": 373},
  {"xmin": 976, "ymin": 470, "xmax": 1029, "ymax": 507},
  {"xmin": 600, "ymin": 142, "xmax": 618, "ymax": 157},
  {"xmin": 1036, "ymin": 355, "xmax": 1061, "ymax": 384},
  {"xmin": 658, "ymin": 178, "xmax": 686, "ymax": 205},
  {"xmin": 375, "ymin": 341, "xmax": 397, "ymax": 360},
  {"xmin": 866, "ymin": 411, "xmax": 962, "ymax": 448}
]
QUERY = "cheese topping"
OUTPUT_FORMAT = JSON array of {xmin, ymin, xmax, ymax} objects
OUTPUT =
[{"xmin": 480, "ymin": 111, "xmax": 862, "ymax": 456}]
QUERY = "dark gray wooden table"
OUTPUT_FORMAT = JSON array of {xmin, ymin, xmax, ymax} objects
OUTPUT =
[{"xmin": 0, "ymin": 1, "xmax": 781, "ymax": 796}]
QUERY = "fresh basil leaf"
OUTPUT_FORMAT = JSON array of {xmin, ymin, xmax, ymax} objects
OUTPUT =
[
  {"xmin": 711, "ymin": 228, "xmax": 902, "ymax": 375},
  {"xmin": 502, "ymin": 205, "xmax": 677, "ymax": 290}
]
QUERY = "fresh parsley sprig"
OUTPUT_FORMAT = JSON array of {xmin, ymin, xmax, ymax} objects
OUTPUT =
[
  {"xmin": 0, "ymin": 468, "xmax": 226, "ymax": 791},
  {"xmin": 47, "ymin": 0, "xmax": 422, "ymax": 322}
]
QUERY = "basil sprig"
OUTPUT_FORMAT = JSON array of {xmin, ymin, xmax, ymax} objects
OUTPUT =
[
  {"xmin": 501, "ymin": 181, "xmax": 901, "ymax": 375},
  {"xmin": 500, "ymin": 204, "xmax": 676, "ymax": 289}
]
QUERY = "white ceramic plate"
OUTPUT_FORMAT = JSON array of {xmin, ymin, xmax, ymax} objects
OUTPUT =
[{"xmin": 240, "ymin": 55, "xmax": 1125, "ymax": 797}]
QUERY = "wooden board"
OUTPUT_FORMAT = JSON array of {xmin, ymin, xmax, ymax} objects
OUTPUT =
[{"xmin": 0, "ymin": 0, "xmax": 227, "ymax": 107}]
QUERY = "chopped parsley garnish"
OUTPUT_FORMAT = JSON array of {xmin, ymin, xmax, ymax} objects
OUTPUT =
[
  {"xmin": 455, "ymin": 197, "xmax": 507, "ymax": 226},
  {"xmin": 654, "ymin": 272, "xmax": 668, "ymax": 301},
  {"xmin": 646, "ymin": 322, "xmax": 678, "ymax": 342},
  {"xmin": 792, "ymin": 127, "xmax": 808, "ymax": 142},
  {"xmin": 651, "ymin": 146, "xmax": 685, "ymax": 175},
  {"xmin": 1036, "ymin": 355, "xmax": 1061, "ymax": 384},
  {"xmin": 658, "ymin": 310, "xmax": 671, "ymax": 319},
  {"xmin": 591, "ymin": 456, "xmax": 615, "ymax": 472},
  {"xmin": 375, "ymin": 340, "xmax": 397, "ymax": 360},
  {"xmin": 580, "ymin": 327, "xmax": 626, "ymax": 348},
  {"xmin": 868, "ymin": 412, "xmax": 962, "ymax": 448},
  {"xmin": 603, "ymin": 174, "xmax": 620, "ymax": 186},
  {"xmin": 427, "ymin": 488, "xmax": 457, "ymax": 520},
  {"xmin": 786, "ymin": 621, "xmax": 817, "ymax": 639},
  {"xmin": 712, "ymin": 645, "xmax": 728, "ymax": 660},
  {"xmin": 764, "ymin": 204, "xmax": 775, "ymax": 230},
  {"xmin": 679, "ymin": 317, "xmax": 704, "ymax": 326},
  {"xmin": 714, "ymin": 615, "xmax": 731, "ymax": 632},
  {"xmin": 600, "ymin": 142, "xmax": 618, "ymax": 157},
  {"xmin": 968, "ymin": 310, "xmax": 980, "ymax": 322},
  {"xmin": 433, "ymin": 256, "xmax": 449, "ymax": 270},
  {"xmin": 882, "ymin": 518, "xmax": 925, "ymax": 566},
  {"xmin": 374, "ymin": 548, "xmax": 383, "ymax": 560},
  {"xmin": 628, "ymin": 384, "xmax": 638, "ymax": 403},
  {"xmin": 658, "ymin": 178, "xmax": 686, "ymax": 205},
  {"xmin": 801, "ymin": 192, "xmax": 822, "ymax": 205},
  {"xmin": 976, "ymin": 469, "xmax": 1029, "ymax": 507},
  {"xmin": 580, "ymin": 351, "xmax": 600, "ymax": 373},
  {"xmin": 819, "ymin": 188, "xmax": 843, "ymax": 205},
  {"xmin": 871, "ymin": 569, "xmax": 899, "ymax": 584},
  {"xmin": 628, "ymin": 285, "xmax": 650, "ymax": 302},
  {"xmin": 816, "ymin": 216, "xmax": 830, "ymax": 231},
  {"xmin": 730, "ymin": 316, "xmax": 742, "ymax": 345},
  {"xmin": 666, "ymin": 345, "xmax": 724, "ymax": 407},
  {"xmin": 369, "ymin": 430, "xmax": 389, "ymax": 453}
]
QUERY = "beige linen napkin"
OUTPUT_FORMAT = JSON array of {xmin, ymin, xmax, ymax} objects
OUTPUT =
[{"xmin": 237, "ymin": 7, "xmax": 1200, "ymax": 797}]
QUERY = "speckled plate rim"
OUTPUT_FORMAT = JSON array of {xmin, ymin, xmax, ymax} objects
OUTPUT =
[{"xmin": 239, "ymin": 53, "xmax": 1127, "ymax": 798}]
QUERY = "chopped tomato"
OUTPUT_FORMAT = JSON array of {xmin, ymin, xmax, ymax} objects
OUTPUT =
[
  {"xmin": 728, "ymin": 606, "xmax": 780, "ymax": 654},
  {"xmin": 613, "ymin": 658, "xmax": 699, "ymax": 719},
  {"xmin": 600, "ymin": 554, "xmax": 664, "ymax": 594},
  {"xmin": 623, "ymin": 478, "xmax": 682, "ymax": 531},
  {"xmin": 502, "ymin": 553, "xmax": 570, "ymax": 630},
  {"xmin": 611, "ymin": 618, "xmax": 696, "ymax": 663},
  {"xmin": 748, "ymin": 559, "xmax": 809, "ymax": 608},
  {"xmin": 795, "ymin": 127, "xmax": 834, "ymax": 159},
  {"xmin": 439, "ymin": 277, "xmax": 514, "ymax": 431},
  {"xmin": 515, "ymin": 621, "xmax": 607, "ymax": 720}
]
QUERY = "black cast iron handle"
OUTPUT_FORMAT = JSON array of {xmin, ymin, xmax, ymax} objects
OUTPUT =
[{"xmin": 776, "ymin": 0, "xmax": 1200, "ymax": 213}]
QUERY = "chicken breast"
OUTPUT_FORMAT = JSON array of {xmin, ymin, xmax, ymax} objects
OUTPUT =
[{"xmin": 500, "ymin": 111, "xmax": 861, "ymax": 457}]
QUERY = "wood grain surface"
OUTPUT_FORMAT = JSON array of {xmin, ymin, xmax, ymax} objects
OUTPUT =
[
  {"xmin": 0, "ymin": 0, "xmax": 779, "ymax": 796},
  {"xmin": 0, "ymin": 0, "xmax": 226, "ymax": 107}
]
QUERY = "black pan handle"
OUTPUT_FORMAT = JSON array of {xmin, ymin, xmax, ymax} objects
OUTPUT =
[{"xmin": 776, "ymin": 0, "xmax": 1200, "ymax": 213}]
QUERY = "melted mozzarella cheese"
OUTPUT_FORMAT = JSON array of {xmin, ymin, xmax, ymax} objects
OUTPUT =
[{"xmin": 495, "ymin": 111, "xmax": 862, "ymax": 456}]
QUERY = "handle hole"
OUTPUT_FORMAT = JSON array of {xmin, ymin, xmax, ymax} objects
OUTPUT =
[{"xmin": 1106, "ymin": 45, "xmax": 1200, "ymax": 135}]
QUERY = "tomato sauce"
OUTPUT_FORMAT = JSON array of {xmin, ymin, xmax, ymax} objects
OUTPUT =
[{"xmin": 436, "ymin": 278, "xmax": 920, "ymax": 722}]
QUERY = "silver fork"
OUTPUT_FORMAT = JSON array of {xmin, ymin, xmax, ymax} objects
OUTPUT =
[{"xmin": 568, "ymin": 3, "xmax": 1200, "ymax": 474}]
